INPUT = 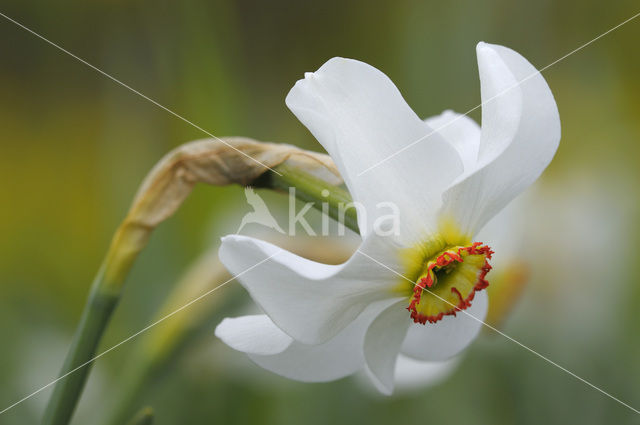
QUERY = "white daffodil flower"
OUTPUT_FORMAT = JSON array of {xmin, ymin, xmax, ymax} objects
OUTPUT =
[{"xmin": 215, "ymin": 42, "xmax": 560, "ymax": 394}]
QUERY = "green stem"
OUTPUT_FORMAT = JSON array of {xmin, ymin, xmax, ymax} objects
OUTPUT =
[
  {"xmin": 42, "ymin": 225, "xmax": 151, "ymax": 425},
  {"xmin": 41, "ymin": 269, "xmax": 117, "ymax": 424},
  {"xmin": 261, "ymin": 163, "xmax": 359, "ymax": 233}
]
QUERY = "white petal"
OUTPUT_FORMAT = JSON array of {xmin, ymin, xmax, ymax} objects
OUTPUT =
[
  {"xmin": 219, "ymin": 234, "xmax": 402, "ymax": 345},
  {"xmin": 214, "ymin": 315, "xmax": 293, "ymax": 355},
  {"xmin": 363, "ymin": 301, "xmax": 410, "ymax": 395},
  {"xmin": 441, "ymin": 43, "xmax": 560, "ymax": 235},
  {"xmin": 475, "ymin": 191, "xmax": 529, "ymax": 265},
  {"xmin": 286, "ymin": 57, "xmax": 463, "ymax": 240},
  {"xmin": 424, "ymin": 110, "xmax": 481, "ymax": 172},
  {"xmin": 394, "ymin": 355, "xmax": 459, "ymax": 391},
  {"xmin": 400, "ymin": 290, "xmax": 488, "ymax": 361},
  {"xmin": 248, "ymin": 299, "xmax": 398, "ymax": 382}
]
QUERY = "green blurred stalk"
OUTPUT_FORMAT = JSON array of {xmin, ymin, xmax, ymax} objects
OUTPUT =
[
  {"xmin": 125, "ymin": 407, "xmax": 154, "ymax": 425},
  {"xmin": 41, "ymin": 162, "xmax": 356, "ymax": 425}
]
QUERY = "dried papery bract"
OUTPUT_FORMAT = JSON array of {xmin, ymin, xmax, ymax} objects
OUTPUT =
[
  {"xmin": 103, "ymin": 137, "xmax": 341, "ymax": 288},
  {"xmin": 43, "ymin": 137, "xmax": 343, "ymax": 425},
  {"xmin": 129, "ymin": 137, "xmax": 340, "ymax": 228}
]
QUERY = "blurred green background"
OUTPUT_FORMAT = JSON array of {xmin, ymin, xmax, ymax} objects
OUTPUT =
[{"xmin": 1, "ymin": 0, "xmax": 639, "ymax": 423}]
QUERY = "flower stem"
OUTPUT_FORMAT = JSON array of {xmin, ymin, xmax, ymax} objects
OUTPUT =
[
  {"xmin": 261, "ymin": 163, "xmax": 359, "ymax": 233},
  {"xmin": 42, "ymin": 224, "xmax": 151, "ymax": 425}
]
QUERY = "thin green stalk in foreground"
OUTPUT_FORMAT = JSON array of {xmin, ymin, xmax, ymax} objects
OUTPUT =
[
  {"xmin": 41, "ymin": 224, "xmax": 151, "ymax": 425},
  {"xmin": 41, "ymin": 138, "xmax": 354, "ymax": 425}
]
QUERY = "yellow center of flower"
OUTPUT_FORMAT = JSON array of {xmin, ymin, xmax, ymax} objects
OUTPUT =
[{"xmin": 398, "ymin": 231, "xmax": 493, "ymax": 325}]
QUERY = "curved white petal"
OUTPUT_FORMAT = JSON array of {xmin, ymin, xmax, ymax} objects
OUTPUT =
[
  {"xmin": 219, "ymin": 234, "xmax": 402, "ymax": 345},
  {"xmin": 247, "ymin": 299, "xmax": 398, "ymax": 383},
  {"xmin": 363, "ymin": 301, "xmax": 410, "ymax": 395},
  {"xmin": 475, "ymin": 191, "xmax": 528, "ymax": 265},
  {"xmin": 286, "ymin": 57, "xmax": 463, "ymax": 241},
  {"xmin": 441, "ymin": 42, "xmax": 560, "ymax": 235},
  {"xmin": 394, "ymin": 355, "xmax": 460, "ymax": 392},
  {"xmin": 215, "ymin": 315, "xmax": 293, "ymax": 355},
  {"xmin": 424, "ymin": 110, "xmax": 481, "ymax": 172},
  {"xmin": 400, "ymin": 290, "xmax": 488, "ymax": 361}
]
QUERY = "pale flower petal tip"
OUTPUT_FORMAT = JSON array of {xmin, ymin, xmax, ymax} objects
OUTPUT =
[
  {"xmin": 214, "ymin": 315, "xmax": 293, "ymax": 356},
  {"xmin": 476, "ymin": 41, "xmax": 511, "ymax": 56},
  {"xmin": 393, "ymin": 355, "xmax": 460, "ymax": 392},
  {"xmin": 476, "ymin": 41, "xmax": 490, "ymax": 51},
  {"xmin": 313, "ymin": 56, "xmax": 366, "ymax": 75},
  {"xmin": 291, "ymin": 57, "xmax": 356, "ymax": 86},
  {"xmin": 220, "ymin": 234, "xmax": 246, "ymax": 245}
]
